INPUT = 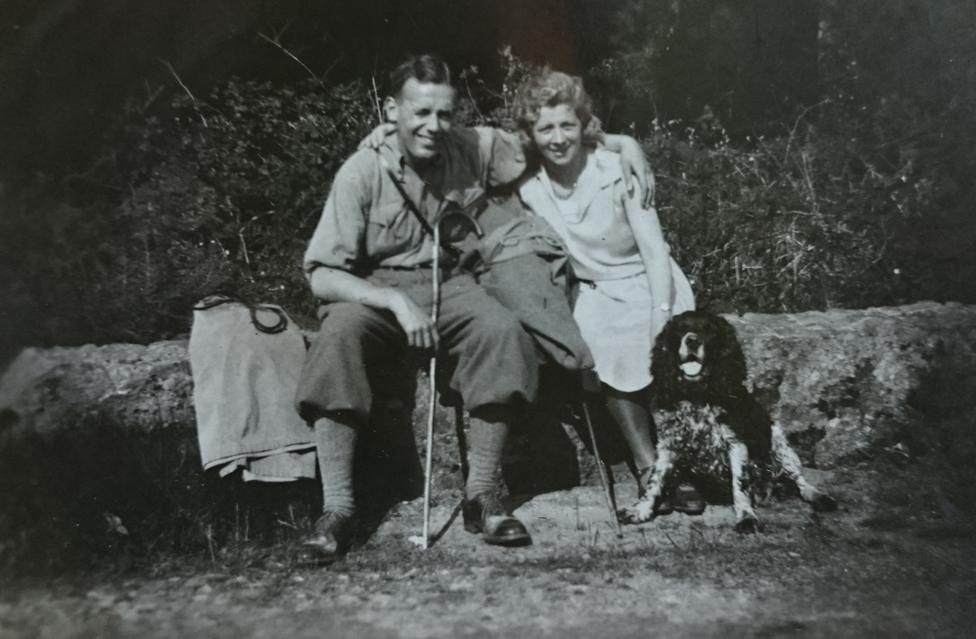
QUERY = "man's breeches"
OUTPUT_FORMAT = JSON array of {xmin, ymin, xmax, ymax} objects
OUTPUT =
[{"xmin": 295, "ymin": 270, "xmax": 539, "ymax": 424}]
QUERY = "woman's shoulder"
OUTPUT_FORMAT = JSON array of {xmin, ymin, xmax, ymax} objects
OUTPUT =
[
  {"xmin": 516, "ymin": 165, "xmax": 547, "ymax": 199},
  {"xmin": 591, "ymin": 147, "xmax": 625, "ymax": 181}
]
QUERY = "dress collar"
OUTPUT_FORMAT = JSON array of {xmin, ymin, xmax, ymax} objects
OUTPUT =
[{"xmin": 530, "ymin": 147, "xmax": 620, "ymax": 210}]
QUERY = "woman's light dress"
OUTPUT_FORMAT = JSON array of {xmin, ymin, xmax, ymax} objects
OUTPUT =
[{"xmin": 519, "ymin": 148, "xmax": 695, "ymax": 392}]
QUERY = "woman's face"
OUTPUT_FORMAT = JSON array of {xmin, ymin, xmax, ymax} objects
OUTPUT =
[{"xmin": 530, "ymin": 104, "xmax": 583, "ymax": 170}]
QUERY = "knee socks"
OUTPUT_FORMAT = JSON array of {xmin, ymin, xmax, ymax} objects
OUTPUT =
[
  {"xmin": 313, "ymin": 414, "xmax": 357, "ymax": 516},
  {"xmin": 465, "ymin": 410, "xmax": 511, "ymax": 498},
  {"xmin": 315, "ymin": 408, "xmax": 513, "ymax": 510}
]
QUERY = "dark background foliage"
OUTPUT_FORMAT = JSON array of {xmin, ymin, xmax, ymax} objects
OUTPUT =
[{"xmin": 1, "ymin": 0, "xmax": 974, "ymax": 361}]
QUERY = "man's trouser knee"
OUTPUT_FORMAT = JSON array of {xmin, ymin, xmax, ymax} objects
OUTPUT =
[
  {"xmin": 434, "ymin": 275, "xmax": 539, "ymax": 411},
  {"xmin": 295, "ymin": 301, "xmax": 406, "ymax": 424},
  {"xmin": 295, "ymin": 272, "xmax": 540, "ymax": 425}
]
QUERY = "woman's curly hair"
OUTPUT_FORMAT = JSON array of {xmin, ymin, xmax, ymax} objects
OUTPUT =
[{"xmin": 512, "ymin": 69, "xmax": 603, "ymax": 150}]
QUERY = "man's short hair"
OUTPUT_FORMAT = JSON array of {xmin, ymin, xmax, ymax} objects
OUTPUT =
[{"xmin": 388, "ymin": 54, "xmax": 453, "ymax": 99}]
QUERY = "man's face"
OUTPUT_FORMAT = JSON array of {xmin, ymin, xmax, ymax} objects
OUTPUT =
[{"xmin": 386, "ymin": 78, "xmax": 456, "ymax": 165}]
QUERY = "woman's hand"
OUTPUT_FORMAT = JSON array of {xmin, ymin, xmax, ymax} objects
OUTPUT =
[{"xmin": 358, "ymin": 122, "xmax": 396, "ymax": 150}]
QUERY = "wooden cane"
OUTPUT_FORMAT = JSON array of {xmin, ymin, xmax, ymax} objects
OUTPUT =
[
  {"xmin": 410, "ymin": 224, "xmax": 441, "ymax": 550},
  {"xmin": 580, "ymin": 370, "xmax": 624, "ymax": 538}
]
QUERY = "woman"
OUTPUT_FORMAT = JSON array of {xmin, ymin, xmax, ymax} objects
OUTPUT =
[{"xmin": 513, "ymin": 70, "xmax": 697, "ymax": 511}]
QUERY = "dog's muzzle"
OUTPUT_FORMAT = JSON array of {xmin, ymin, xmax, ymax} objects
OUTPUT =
[{"xmin": 678, "ymin": 332, "xmax": 705, "ymax": 381}]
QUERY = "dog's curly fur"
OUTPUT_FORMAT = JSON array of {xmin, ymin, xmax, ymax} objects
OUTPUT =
[{"xmin": 618, "ymin": 310, "xmax": 837, "ymax": 532}]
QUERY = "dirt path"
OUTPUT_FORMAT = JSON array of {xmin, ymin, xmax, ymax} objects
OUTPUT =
[{"xmin": 2, "ymin": 464, "xmax": 974, "ymax": 638}]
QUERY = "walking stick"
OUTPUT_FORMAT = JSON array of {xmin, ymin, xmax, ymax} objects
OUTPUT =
[
  {"xmin": 409, "ymin": 224, "xmax": 441, "ymax": 550},
  {"xmin": 379, "ymin": 153, "xmax": 486, "ymax": 550},
  {"xmin": 580, "ymin": 370, "xmax": 624, "ymax": 538}
]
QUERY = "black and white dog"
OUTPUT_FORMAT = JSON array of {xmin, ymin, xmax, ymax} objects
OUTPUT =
[{"xmin": 619, "ymin": 311, "xmax": 837, "ymax": 532}]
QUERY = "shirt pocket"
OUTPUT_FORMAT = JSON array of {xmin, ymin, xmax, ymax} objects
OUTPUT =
[{"xmin": 368, "ymin": 200, "xmax": 412, "ymax": 236}]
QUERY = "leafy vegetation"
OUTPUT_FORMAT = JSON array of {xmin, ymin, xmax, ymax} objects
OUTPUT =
[
  {"xmin": 0, "ymin": 0, "xmax": 973, "ymax": 356},
  {"xmin": 0, "ymin": 79, "xmax": 377, "ymax": 355}
]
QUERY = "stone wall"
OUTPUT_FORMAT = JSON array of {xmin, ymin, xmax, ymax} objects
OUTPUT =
[
  {"xmin": 2, "ymin": 301, "xmax": 974, "ymax": 571},
  {"xmin": 727, "ymin": 302, "xmax": 976, "ymax": 466},
  {"xmin": 2, "ymin": 302, "xmax": 974, "ymax": 468}
]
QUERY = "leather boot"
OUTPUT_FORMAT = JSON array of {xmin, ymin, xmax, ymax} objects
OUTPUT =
[
  {"xmin": 462, "ymin": 492, "xmax": 532, "ymax": 547},
  {"xmin": 298, "ymin": 511, "xmax": 356, "ymax": 565},
  {"xmin": 673, "ymin": 483, "xmax": 706, "ymax": 515}
]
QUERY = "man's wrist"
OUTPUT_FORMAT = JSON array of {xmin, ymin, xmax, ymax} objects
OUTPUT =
[{"xmin": 379, "ymin": 288, "xmax": 404, "ymax": 312}]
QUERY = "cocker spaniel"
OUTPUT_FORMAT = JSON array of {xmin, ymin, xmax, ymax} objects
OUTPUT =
[{"xmin": 619, "ymin": 310, "xmax": 837, "ymax": 532}]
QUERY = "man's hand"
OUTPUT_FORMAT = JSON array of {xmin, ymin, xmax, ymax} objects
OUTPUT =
[
  {"xmin": 602, "ymin": 133, "xmax": 655, "ymax": 208},
  {"xmin": 309, "ymin": 266, "xmax": 438, "ymax": 351},
  {"xmin": 359, "ymin": 123, "xmax": 396, "ymax": 150},
  {"xmin": 618, "ymin": 137, "xmax": 656, "ymax": 208},
  {"xmin": 387, "ymin": 290, "xmax": 439, "ymax": 351}
]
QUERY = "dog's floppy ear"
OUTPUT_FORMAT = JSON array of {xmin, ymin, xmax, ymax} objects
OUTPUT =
[
  {"xmin": 710, "ymin": 314, "xmax": 748, "ymax": 392},
  {"xmin": 708, "ymin": 314, "xmax": 772, "ymax": 457},
  {"xmin": 650, "ymin": 314, "xmax": 682, "ymax": 407}
]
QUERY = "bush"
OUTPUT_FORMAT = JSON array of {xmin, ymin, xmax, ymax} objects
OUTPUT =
[
  {"xmin": 0, "ymin": 78, "xmax": 377, "ymax": 355},
  {"xmin": 577, "ymin": 0, "xmax": 976, "ymax": 312},
  {"xmin": 646, "ymin": 116, "xmax": 903, "ymax": 313},
  {"xmin": 649, "ymin": 109, "xmax": 976, "ymax": 312},
  {"xmin": 2, "ymin": 36, "xmax": 974, "ymax": 355}
]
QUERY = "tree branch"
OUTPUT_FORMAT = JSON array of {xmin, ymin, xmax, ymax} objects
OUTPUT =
[
  {"xmin": 158, "ymin": 59, "xmax": 207, "ymax": 128},
  {"xmin": 258, "ymin": 31, "xmax": 325, "ymax": 89}
]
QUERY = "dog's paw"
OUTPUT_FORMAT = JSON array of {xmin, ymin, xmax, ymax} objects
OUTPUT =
[
  {"xmin": 618, "ymin": 500, "xmax": 655, "ymax": 524},
  {"xmin": 811, "ymin": 493, "xmax": 838, "ymax": 513},
  {"xmin": 734, "ymin": 516, "xmax": 760, "ymax": 535}
]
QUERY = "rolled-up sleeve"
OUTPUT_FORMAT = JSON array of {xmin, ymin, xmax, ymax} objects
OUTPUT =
[
  {"xmin": 474, "ymin": 126, "xmax": 527, "ymax": 188},
  {"xmin": 303, "ymin": 154, "xmax": 372, "ymax": 276}
]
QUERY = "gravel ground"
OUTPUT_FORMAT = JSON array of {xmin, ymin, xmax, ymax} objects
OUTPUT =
[{"xmin": 2, "ymin": 461, "xmax": 974, "ymax": 639}]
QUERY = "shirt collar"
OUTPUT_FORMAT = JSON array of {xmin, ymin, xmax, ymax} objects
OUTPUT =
[
  {"xmin": 378, "ymin": 134, "xmax": 470, "ymax": 212},
  {"xmin": 380, "ymin": 135, "xmax": 446, "ymax": 183}
]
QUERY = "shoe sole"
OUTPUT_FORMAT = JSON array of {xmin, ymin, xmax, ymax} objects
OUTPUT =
[
  {"xmin": 297, "ymin": 554, "xmax": 340, "ymax": 568},
  {"xmin": 297, "ymin": 546, "xmax": 342, "ymax": 567},
  {"xmin": 482, "ymin": 532, "xmax": 532, "ymax": 547},
  {"xmin": 654, "ymin": 501, "xmax": 675, "ymax": 516},
  {"xmin": 464, "ymin": 522, "xmax": 533, "ymax": 547}
]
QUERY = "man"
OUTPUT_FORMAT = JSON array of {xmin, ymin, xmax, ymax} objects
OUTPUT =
[{"xmin": 295, "ymin": 54, "xmax": 650, "ymax": 563}]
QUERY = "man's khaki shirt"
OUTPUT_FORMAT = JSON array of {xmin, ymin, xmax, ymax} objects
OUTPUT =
[{"xmin": 304, "ymin": 127, "xmax": 526, "ymax": 276}]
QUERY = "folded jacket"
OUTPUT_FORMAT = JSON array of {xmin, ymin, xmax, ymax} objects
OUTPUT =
[{"xmin": 189, "ymin": 299, "xmax": 315, "ymax": 479}]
